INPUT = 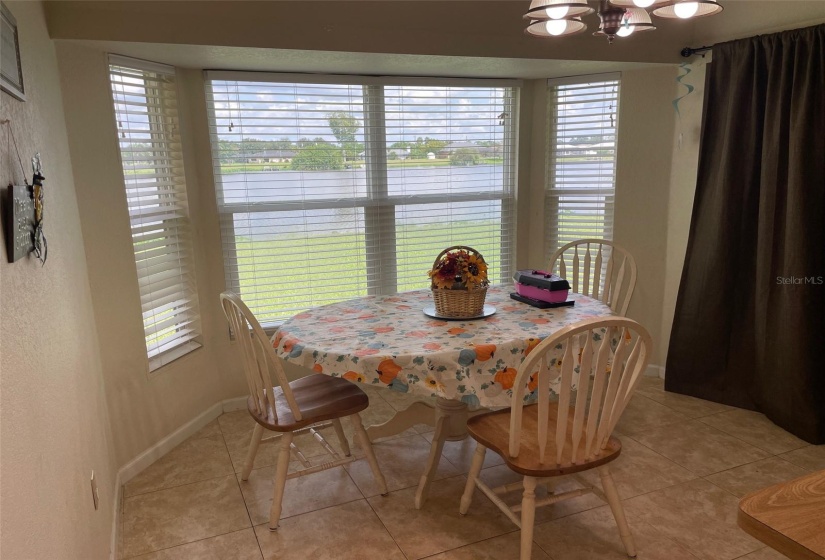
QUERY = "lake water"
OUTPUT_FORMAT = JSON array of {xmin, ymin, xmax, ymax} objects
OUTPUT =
[{"xmin": 218, "ymin": 162, "xmax": 613, "ymax": 239}]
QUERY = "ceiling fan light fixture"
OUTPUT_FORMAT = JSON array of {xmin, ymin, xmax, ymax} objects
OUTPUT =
[
  {"xmin": 524, "ymin": 0, "xmax": 721, "ymax": 43},
  {"xmin": 597, "ymin": 3, "xmax": 628, "ymax": 38}
]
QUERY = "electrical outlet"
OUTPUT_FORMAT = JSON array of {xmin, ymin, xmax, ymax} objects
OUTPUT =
[{"xmin": 90, "ymin": 470, "xmax": 99, "ymax": 511}]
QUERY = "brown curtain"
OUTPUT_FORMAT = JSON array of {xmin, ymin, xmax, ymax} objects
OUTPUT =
[{"xmin": 666, "ymin": 24, "xmax": 825, "ymax": 443}]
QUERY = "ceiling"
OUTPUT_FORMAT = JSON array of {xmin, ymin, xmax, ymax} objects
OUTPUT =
[
  {"xmin": 44, "ymin": 1, "xmax": 825, "ymax": 77},
  {"xmin": 64, "ymin": 41, "xmax": 662, "ymax": 80}
]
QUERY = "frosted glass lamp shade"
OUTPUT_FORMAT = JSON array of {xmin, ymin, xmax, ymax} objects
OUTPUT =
[
  {"xmin": 524, "ymin": 0, "xmax": 594, "ymax": 20},
  {"xmin": 652, "ymin": 0, "xmax": 723, "ymax": 18},
  {"xmin": 607, "ymin": 0, "xmax": 669, "ymax": 7},
  {"xmin": 621, "ymin": 7, "xmax": 656, "ymax": 31},
  {"xmin": 525, "ymin": 17, "xmax": 587, "ymax": 37}
]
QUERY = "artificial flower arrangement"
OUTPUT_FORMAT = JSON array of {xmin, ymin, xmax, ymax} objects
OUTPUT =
[
  {"xmin": 428, "ymin": 247, "xmax": 489, "ymax": 290},
  {"xmin": 428, "ymin": 246, "xmax": 489, "ymax": 317}
]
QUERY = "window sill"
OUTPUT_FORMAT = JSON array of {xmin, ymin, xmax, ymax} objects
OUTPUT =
[{"xmin": 148, "ymin": 341, "xmax": 202, "ymax": 373}]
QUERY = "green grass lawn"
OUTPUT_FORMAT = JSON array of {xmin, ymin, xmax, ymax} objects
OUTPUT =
[
  {"xmin": 218, "ymin": 162, "xmax": 292, "ymax": 173},
  {"xmin": 234, "ymin": 219, "xmax": 505, "ymax": 323},
  {"xmin": 233, "ymin": 212, "xmax": 608, "ymax": 324},
  {"xmin": 128, "ymin": 157, "xmax": 601, "ymax": 177}
]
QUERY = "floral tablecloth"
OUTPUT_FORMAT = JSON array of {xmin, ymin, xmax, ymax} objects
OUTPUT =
[{"xmin": 272, "ymin": 285, "xmax": 613, "ymax": 408}]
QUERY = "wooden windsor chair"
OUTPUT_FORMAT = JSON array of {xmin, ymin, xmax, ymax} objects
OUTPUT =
[
  {"xmin": 459, "ymin": 316, "xmax": 652, "ymax": 560},
  {"xmin": 220, "ymin": 292, "xmax": 388, "ymax": 530},
  {"xmin": 549, "ymin": 239, "xmax": 637, "ymax": 316}
]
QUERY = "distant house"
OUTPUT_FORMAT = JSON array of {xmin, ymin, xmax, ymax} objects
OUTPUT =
[
  {"xmin": 248, "ymin": 150, "xmax": 297, "ymax": 163},
  {"xmin": 387, "ymin": 148, "xmax": 410, "ymax": 160},
  {"xmin": 436, "ymin": 142, "xmax": 501, "ymax": 159},
  {"xmin": 557, "ymin": 144, "xmax": 597, "ymax": 156}
]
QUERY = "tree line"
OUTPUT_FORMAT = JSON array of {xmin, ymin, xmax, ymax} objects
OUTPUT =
[{"xmin": 124, "ymin": 112, "xmax": 507, "ymax": 171}]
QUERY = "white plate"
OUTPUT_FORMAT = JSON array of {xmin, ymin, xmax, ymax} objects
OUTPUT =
[{"xmin": 422, "ymin": 305, "xmax": 497, "ymax": 321}]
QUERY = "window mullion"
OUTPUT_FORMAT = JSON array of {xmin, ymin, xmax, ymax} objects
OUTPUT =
[
  {"xmin": 205, "ymin": 79, "xmax": 241, "ymax": 296},
  {"xmin": 545, "ymin": 84, "xmax": 561, "ymax": 263},
  {"xmin": 500, "ymin": 88, "xmax": 518, "ymax": 284},
  {"xmin": 363, "ymin": 84, "xmax": 397, "ymax": 296}
]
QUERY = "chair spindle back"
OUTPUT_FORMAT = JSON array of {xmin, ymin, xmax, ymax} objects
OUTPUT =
[
  {"xmin": 509, "ymin": 317, "xmax": 651, "ymax": 466},
  {"xmin": 549, "ymin": 239, "xmax": 637, "ymax": 316},
  {"xmin": 220, "ymin": 292, "xmax": 302, "ymax": 422}
]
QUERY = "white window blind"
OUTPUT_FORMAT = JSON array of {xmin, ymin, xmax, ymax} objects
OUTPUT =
[
  {"xmin": 206, "ymin": 73, "xmax": 518, "ymax": 326},
  {"xmin": 545, "ymin": 75, "xmax": 620, "ymax": 266},
  {"xmin": 109, "ymin": 55, "xmax": 202, "ymax": 370}
]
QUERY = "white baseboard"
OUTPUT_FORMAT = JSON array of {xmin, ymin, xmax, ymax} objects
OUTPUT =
[
  {"xmin": 222, "ymin": 396, "xmax": 248, "ymax": 412},
  {"xmin": 110, "ymin": 395, "xmax": 248, "ymax": 559},
  {"xmin": 109, "ymin": 471, "xmax": 121, "ymax": 560},
  {"xmin": 119, "ymin": 402, "xmax": 222, "ymax": 485},
  {"xmin": 645, "ymin": 364, "xmax": 665, "ymax": 379}
]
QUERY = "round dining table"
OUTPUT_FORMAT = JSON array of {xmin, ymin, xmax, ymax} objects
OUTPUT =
[{"xmin": 273, "ymin": 284, "xmax": 613, "ymax": 507}]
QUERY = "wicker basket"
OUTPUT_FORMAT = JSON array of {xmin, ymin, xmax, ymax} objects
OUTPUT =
[{"xmin": 430, "ymin": 246, "xmax": 488, "ymax": 318}]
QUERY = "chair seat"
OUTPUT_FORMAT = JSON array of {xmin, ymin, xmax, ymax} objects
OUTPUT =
[
  {"xmin": 467, "ymin": 403, "xmax": 622, "ymax": 477},
  {"xmin": 249, "ymin": 374, "xmax": 369, "ymax": 432}
]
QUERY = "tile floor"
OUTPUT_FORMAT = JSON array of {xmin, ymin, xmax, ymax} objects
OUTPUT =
[{"xmin": 117, "ymin": 377, "xmax": 825, "ymax": 560}]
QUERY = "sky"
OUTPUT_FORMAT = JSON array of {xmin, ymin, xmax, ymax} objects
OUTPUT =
[
  {"xmin": 208, "ymin": 81, "xmax": 511, "ymax": 146},
  {"xmin": 112, "ymin": 73, "xmax": 618, "ymax": 152}
]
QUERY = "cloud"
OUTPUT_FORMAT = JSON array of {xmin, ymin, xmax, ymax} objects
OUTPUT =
[{"xmin": 210, "ymin": 80, "xmax": 509, "ymax": 144}]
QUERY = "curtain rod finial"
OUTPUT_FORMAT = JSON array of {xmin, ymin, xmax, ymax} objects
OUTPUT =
[{"xmin": 681, "ymin": 45, "xmax": 712, "ymax": 58}]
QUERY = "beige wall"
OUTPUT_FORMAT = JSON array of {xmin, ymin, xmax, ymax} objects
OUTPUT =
[
  {"xmin": 55, "ymin": 43, "xmax": 230, "ymax": 468},
  {"xmin": 525, "ymin": 79, "xmax": 550, "ymax": 270},
  {"xmin": 660, "ymin": 62, "xmax": 707, "ymax": 369},
  {"xmin": 0, "ymin": 3, "xmax": 116, "ymax": 559},
  {"xmin": 614, "ymin": 67, "xmax": 679, "ymax": 367},
  {"xmin": 178, "ymin": 67, "xmax": 248, "ymax": 399},
  {"xmin": 613, "ymin": 64, "xmax": 707, "ymax": 369}
]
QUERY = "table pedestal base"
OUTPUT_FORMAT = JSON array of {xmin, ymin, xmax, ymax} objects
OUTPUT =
[
  {"xmin": 365, "ymin": 396, "xmax": 487, "ymax": 509},
  {"xmin": 365, "ymin": 400, "xmax": 436, "ymax": 441}
]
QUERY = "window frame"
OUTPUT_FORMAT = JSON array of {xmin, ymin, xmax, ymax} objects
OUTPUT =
[
  {"xmin": 205, "ymin": 71, "xmax": 521, "ymax": 327},
  {"xmin": 109, "ymin": 54, "xmax": 203, "ymax": 371},
  {"xmin": 544, "ymin": 73, "xmax": 621, "ymax": 267}
]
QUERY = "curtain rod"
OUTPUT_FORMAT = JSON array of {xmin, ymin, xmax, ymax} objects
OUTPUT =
[{"xmin": 681, "ymin": 45, "xmax": 713, "ymax": 58}]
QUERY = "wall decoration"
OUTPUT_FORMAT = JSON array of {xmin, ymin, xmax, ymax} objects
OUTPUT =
[
  {"xmin": 2, "ymin": 120, "xmax": 46, "ymax": 264},
  {"xmin": 6, "ymin": 183, "xmax": 35, "ymax": 262},
  {"xmin": 1, "ymin": 1, "xmax": 25, "ymax": 101},
  {"xmin": 672, "ymin": 62, "xmax": 695, "ymax": 149},
  {"xmin": 30, "ymin": 153, "xmax": 46, "ymax": 264},
  {"xmin": 3, "ymin": 154, "xmax": 46, "ymax": 264}
]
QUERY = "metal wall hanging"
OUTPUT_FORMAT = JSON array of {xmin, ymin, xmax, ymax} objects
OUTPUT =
[
  {"xmin": 3, "ymin": 120, "xmax": 47, "ymax": 264},
  {"xmin": 30, "ymin": 153, "xmax": 47, "ymax": 263}
]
